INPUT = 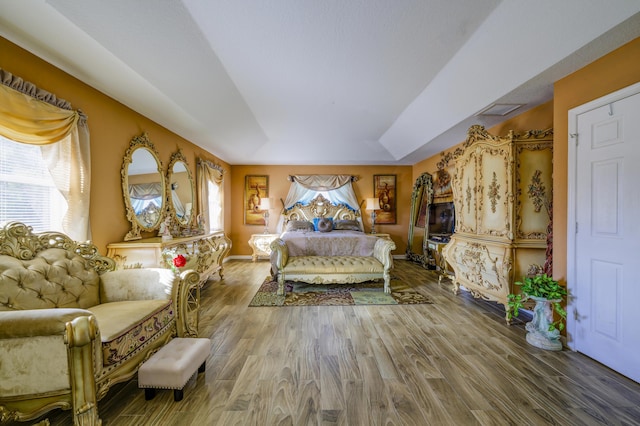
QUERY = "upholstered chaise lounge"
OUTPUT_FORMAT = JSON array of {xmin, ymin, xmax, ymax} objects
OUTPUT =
[{"xmin": 0, "ymin": 222, "xmax": 200, "ymax": 424}]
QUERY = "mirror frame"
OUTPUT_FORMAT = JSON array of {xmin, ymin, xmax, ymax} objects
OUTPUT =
[
  {"xmin": 406, "ymin": 172, "xmax": 434, "ymax": 267},
  {"xmin": 121, "ymin": 133, "xmax": 166, "ymax": 241},
  {"xmin": 166, "ymin": 149, "xmax": 196, "ymax": 232}
]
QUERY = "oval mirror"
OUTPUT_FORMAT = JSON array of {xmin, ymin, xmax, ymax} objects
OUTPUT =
[
  {"xmin": 167, "ymin": 149, "xmax": 195, "ymax": 229},
  {"xmin": 406, "ymin": 172, "xmax": 433, "ymax": 267},
  {"xmin": 121, "ymin": 133, "xmax": 165, "ymax": 240}
]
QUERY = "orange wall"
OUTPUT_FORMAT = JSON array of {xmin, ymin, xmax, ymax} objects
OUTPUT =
[
  {"xmin": 3, "ymin": 32, "xmax": 639, "ymax": 270},
  {"xmin": 0, "ymin": 37, "xmax": 231, "ymax": 253},
  {"xmin": 230, "ymin": 165, "xmax": 412, "ymax": 255},
  {"xmin": 553, "ymin": 37, "xmax": 640, "ymax": 283}
]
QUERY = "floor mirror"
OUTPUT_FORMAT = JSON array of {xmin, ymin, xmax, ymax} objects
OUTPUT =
[{"xmin": 406, "ymin": 172, "xmax": 434, "ymax": 267}]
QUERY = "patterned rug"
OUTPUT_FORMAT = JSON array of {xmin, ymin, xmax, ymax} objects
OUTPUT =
[{"xmin": 249, "ymin": 277, "xmax": 434, "ymax": 307}]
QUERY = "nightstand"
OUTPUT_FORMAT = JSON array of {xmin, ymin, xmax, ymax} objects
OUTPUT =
[
  {"xmin": 371, "ymin": 233, "xmax": 391, "ymax": 240},
  {"xmin": 248, "ymin": 234, "xmax": 280, "ymax": 262}
]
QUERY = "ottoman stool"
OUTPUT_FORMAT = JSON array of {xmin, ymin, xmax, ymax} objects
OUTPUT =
[{"xmin": 138, "ymin": 337, "xmax": 210, "ymax": 401}]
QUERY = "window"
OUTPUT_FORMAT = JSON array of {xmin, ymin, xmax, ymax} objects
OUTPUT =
[{"xmin": 0, "ymin": 135, "xmax": 66, "ymax": 232}]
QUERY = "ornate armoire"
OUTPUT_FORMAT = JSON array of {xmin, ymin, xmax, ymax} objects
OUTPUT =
[{"xmin": 442, "ymin": 125, "xmax": 553, "ymax": 320}]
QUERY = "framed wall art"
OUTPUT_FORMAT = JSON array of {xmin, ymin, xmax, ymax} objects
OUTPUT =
[
  {"xmin": 373, "ymin": 174, "xmax": 396, "ymax": 224},
  {"xmin": 244, "ymin": 175, "xmax": 269, "ymax": 225}
]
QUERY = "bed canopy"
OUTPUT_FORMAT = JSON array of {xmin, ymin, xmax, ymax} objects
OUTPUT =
[{"xmin": 277, "ymin": 174, "xmax": 361, "ymax": 232}]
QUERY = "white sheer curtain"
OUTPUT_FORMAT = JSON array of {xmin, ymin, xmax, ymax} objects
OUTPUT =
[
  {"xmin": 0, "ymin": 68, "xmax": 91, "ymax": 241},
  {"xmin": 277, "ymin": 174, "xmax": 361, "ymax": 232},
  {"xmin": 197, "ymin": 158, "xmax": 224, "ymax": 232}
]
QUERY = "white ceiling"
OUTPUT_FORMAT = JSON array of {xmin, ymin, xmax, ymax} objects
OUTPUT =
[{"xmin": 1, "ymin": 1, "xmax": 639, "ymax": 165}]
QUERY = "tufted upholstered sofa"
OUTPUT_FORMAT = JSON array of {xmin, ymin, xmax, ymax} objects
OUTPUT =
[
  {"xmin": 270, "ymin": 236, "xmax": 396, "ymax": 296},
  {"xmin": 0, "ymin": 222, "xmax": 200, "ymax": 425}
]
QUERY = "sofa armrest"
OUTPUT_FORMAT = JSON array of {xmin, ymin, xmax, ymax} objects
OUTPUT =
[
  {"xmin": 0, "ymin": 308, "xmax": 93, "ymax": 339},
  {"xmin": 373, "ymin": 238, "xmax": 396, "ymax": 271},
  {"xmin": 99, "ymin": 268, "xmax": 177, "ymax": 302},
  {"xmin": 174, "ymin": 269, "xmax": 201, "ymax": 338},
  {"xmin": 270, "ymin": 238, "xmax": 289, "ymax": 272},
  {"xmin": 0, "ymin": 312, "xmax": 101, "ymax": 424}
]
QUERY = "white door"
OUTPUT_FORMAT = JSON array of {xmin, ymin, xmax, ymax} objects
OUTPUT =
[{"xmin": 568, "ymin": 83, "xmax": 640, "ymax": 383}]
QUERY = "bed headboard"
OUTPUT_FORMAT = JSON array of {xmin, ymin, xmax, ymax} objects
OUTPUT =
[{"xmin": 282, "ymin": 194, "xmax": 360, "ymax": 223}]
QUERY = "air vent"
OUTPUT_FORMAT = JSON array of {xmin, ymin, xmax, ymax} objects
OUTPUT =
[{"xmin": 477, "ymin": 103, "xmax": 524, "ymax": 116}]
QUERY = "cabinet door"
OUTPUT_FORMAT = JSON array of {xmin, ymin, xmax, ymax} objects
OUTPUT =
[
  {"xmin": 454, "ymin": 149, "xmax": 479, "ymax": 234},
  {"xmin": 477, "ymin": 144, "xmax": 512, "ymax": 239},
  {"xmin": 515, "ymin": 142, "xmax": 552, "ymax": 241}
]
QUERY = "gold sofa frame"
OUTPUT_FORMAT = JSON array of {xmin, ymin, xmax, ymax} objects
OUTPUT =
[
  {"xmin": 271, "ymin": 196, "xmax": 396, "ymax": 296},
  {"xmin": 0, "ymin": 222, "xmax": 200, "ymax": 424}
]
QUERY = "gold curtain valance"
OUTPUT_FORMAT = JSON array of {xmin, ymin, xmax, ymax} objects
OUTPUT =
[
  {"xmin": 287, "ymin": 174, "xmax": 357, "ymax": 190},
  {"xmin": 0, "ymin": 83, "xmax": 79, "ymax": 145}
]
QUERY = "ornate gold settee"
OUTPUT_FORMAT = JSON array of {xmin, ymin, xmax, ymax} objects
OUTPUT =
[
  {"xmin": 270, "ymin": 195, "xmax": 396, "ymax": 296},
  {"xmin": 0, "ymin": 222, "xmax": 200, "ymax": 424},
  {"xmin": 270, "ymin": 236, "xmax": 396, "ymax": 296}
]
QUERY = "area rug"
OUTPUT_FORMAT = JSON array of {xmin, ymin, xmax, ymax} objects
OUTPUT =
[{"xmin": 249, "ymin": 277, "xmax": 434, "ymax": 307}]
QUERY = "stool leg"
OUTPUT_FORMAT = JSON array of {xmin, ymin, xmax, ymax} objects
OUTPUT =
[
  {"xmin": 174, "ymin": 389, "xmax": 184, "ymax": 402},
  {"xmin": 144, "ymin": 388, "xmax": 156, "ymax": 400},
  {"xmin": 198, "ymin": 361, "xmax": 206, "ymax": 373}
]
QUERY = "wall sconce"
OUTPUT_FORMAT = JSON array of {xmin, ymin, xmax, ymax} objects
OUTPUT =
[
  {"xmin": 259, "ymin": 198, "xmax": 272, "ymax": 234},
  {"xmin": 365, "ymin": 197, "xmax": 378, "ymax": 234}
]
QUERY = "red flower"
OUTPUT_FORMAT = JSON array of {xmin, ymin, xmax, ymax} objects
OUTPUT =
[{"xmin": 173, "ymin": 254, "xmax": 187, "ymax": 268}]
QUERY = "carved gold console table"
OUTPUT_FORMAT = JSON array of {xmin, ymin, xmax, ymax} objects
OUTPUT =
[{"xmin": 107, "ymin": 232, "xmax": 232, "ymax": 287}]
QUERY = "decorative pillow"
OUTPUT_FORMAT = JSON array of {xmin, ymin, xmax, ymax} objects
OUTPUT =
[
  {"xmin": 316, "ymin": 217, "xmax": 333, "ymax": 233},
  {"xmin": 285, "ymin": 220, "xmax": 314, "ymax": 232},
  {"xmin": 333, "ymin": 219, "xmax": 362, "ymax": 232}
]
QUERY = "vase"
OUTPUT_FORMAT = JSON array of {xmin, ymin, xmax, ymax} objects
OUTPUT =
[{"xmin": 524, "ymin": 296, "xmax": 562, "ymax": 351}]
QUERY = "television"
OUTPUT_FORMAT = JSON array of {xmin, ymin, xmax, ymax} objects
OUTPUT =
[{"xmin": 428, "ymin": 202, "xmax": 455, "ymax": 241}]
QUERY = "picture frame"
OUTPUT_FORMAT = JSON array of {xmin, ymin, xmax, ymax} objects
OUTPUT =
[
  {"xmin": 244, "ymin": 175, "xmax": 269, "ymax": 225},
  {"xmin": 433, "ymin": 165, "xmax": 454, "ymax": 202},
  {"xmin": 373, "ymin": 174, "xmax": 396, "ymax": 224}
]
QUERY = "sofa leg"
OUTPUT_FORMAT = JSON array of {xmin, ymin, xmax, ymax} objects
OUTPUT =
[
  {"xmin": 198, "ymin": 361, "xmax": 206, "ymax": 373},
  {"xmin": 384, "ymin": 273, "xmax": 391, "ymax": 294},
  {"xmin": 174, "ymin": 389, "xmax": 184, "ymax": 402},
  {"xmin": 277, "ymin": 275, "xmax": 285, "ymax": 296}
]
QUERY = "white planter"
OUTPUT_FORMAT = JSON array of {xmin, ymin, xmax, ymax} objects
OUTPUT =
[{"xmin": 525, "ymin": 296, "xmax": 562, "ymax": 351}]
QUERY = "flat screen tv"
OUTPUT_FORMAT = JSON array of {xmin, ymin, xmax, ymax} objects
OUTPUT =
[{"xmin": 429, "ymin": 202, "xmax": 455, "ymax": 237}]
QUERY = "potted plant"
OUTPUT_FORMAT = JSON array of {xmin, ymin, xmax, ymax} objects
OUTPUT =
[{"xmin": 507, "ymin": 273, "xmax": 567, "ymax": 351}]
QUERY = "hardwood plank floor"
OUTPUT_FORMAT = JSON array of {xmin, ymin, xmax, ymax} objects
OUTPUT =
[{"xmin": 25, "ymin": 259, "xmax": 640, "ymax": 425}]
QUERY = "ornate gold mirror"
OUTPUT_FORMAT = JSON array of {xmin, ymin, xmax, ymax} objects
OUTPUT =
[
  {"xmin": 121, "ymin": 133, "xmax": 165, "ymax": 240},
  {"xmin": 167, "ymin": 149, "xmax": 195, "ymax": 230},
  {"xmin": 406, "ymin": 172, "xmax": 433, "ymax": 267}
]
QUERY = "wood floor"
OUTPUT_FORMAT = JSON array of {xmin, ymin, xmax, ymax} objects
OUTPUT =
[{"xmin": 33, "ymin": 259, "xmax": 640, "ymax": 425}]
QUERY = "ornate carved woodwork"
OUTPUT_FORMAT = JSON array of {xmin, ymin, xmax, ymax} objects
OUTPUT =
[{"xmin": 442, "ymin": 125, "xmax": 553, "ymax": 320}]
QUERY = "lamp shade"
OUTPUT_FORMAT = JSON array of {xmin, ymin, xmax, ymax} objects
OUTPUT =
[
  {"xmin": 259, "ymin": 198, "xmax": 271, "ymax": 210},
  {"xmin": 365, "ymin": 198, "xmax": 378, "ymax": 211}
]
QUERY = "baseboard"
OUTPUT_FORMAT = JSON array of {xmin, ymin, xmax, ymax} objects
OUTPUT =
[{"xmin": 224, "ymin": 255, "xmax": 253, "ymax": 261}]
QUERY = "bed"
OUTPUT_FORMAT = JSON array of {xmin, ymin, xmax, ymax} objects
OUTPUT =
[{"xmin": 270, "ymin": 195, "xmax": 396, "ymax": 296}]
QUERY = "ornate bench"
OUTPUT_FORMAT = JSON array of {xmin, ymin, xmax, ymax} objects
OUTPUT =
[{"xmin": 270, "ymin": 237, "xmax": 396, "ymax": 296}]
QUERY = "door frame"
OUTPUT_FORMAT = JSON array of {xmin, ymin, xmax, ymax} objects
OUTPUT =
[{"xmin": 566, "ymin": 81, "xmax": 640, "ymax": 350}]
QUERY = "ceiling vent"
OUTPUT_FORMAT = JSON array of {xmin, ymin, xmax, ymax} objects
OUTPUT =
[{"xmin": 477, "ymin": 103, "xmax": 524, "ymax": 116}]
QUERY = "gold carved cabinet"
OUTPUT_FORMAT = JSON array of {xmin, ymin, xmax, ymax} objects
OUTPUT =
[{"xmin": 442, "ymin": 125, "xmax": 553, "ymax": 319}]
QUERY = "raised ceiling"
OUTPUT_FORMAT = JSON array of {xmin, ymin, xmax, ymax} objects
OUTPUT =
[{"xmin": 1, "ymin": 1, "xmax": 639, "ymax": 165}]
